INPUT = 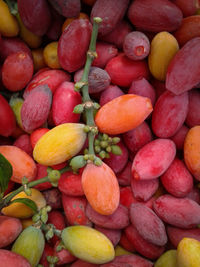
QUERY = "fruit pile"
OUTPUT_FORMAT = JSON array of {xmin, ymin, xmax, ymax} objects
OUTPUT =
[{"xmin": 0, "ymin": 0, "xmax": 200, "ymax": 266}]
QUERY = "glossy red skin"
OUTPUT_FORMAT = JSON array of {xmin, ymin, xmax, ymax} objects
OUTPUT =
[
  {"xmin": 130, "ymin": 203, "xmax": 167, "ymax": 246},
  {"xmin": 62, "ymin": 194, "xmax": 92, "ymax": 227},
  {"xmin": 91, "ymin": 0, "xmax": 129, "ymax": 36},
  {"xmin": 92, "ymin": 42, "xmax": 118, "ymax": 68},
  {"xmin": 0, "ymin": 37, "xmax": 31, "ymax": 62},
  {"xmin": 58, "ymin": 170, "xmax": 84, "ymax": 196},
  {"xmin": 30, "ymin": 128, "xmax": 49, "ymax": 149},
  {"xmin": 39, "ymin": 243, "xmax": 54, "ymax": 267},
  {"xmin": 128, "ymin": 0, "xmax": 183, "ymax": 33},
  {"xmin": 99, "ymin": 85, "xmax": 124, "ymax": 106},
  {"xmin": 13, "ymin": 134, "xmax": 33, "ymax": 156},
  {"xmin": 58, "ymin": 19, "xmax": 92, "ymax": 72},
  {"xmin": 150, "ymin": 78, "xmax": 166, "ymax": 100},
  {"xmin": 21, "ymin": 84, "xmax": 52, "ymax": 132},
  {"xmin": 48, "ymin": 0, "xmax": 80, "ymax": 17},
  {"xmin": 94, "ymin": 226, "xmax": 121, "ymax": 247},
  {"xmin": 33, "ymin": 164, "xmax": 52, "ymax": 191},
  {"xmin": 54, "ymin": 240, "xmax": 76, "ymax": 265},
  {"xmin": 24, "ymin": 69, "xmax": 71, "ymax": 98},
  {"xmin": 99, "ymin": 20, "xmax": 133, "ymax": 49},
  {"xmin": 101, "ymin": 254, "xmax": 153, "ymax": 267},
  {"xmin": 71, "ymin": 260, "xmax": 99, "ymax": 267},
  {"xmin": 119, "ymin": 231, "xmax": 136, "ymax": 252},
  {"xmin": 104, "ymin": 141, "xmax": 129, "ymax": 174},
  {"xmin": 125, "ymin": 225, "xmax": 165, "ymax": 260},
  {"xmin": 161, "ymin": 158, "xmax": 193, "ymax": 198},
  {"xmin": 18, "ymin": 0, "xmax": 51, "ymax": 36},
  {"xmin": 86, "ymin": 203, "xmax": 129, "ymax": 230},
  {"xmin": 131, "ymin": 178, "xmax": 159, "ymax": 202},
  {"xmin": 167, "ymin": 226, "xmax": 200, "ymax": 248},
  {"xmin": 123, "ymin": 121, "xmax": 153, "ymax": 155},
  {"xmin": 185, "ymin": 89, "xmax": 200, "ymax": 127},
  {"xmin": 132, "ymin": 139, "xmax": 176, "ymax": 180},
  {"xmin": 185, "ymin": 187, "xmax": 200, "ymax": 204},
  {"xmin": 151, "ymin": 91, "xmax": 189, "ymax": 138},
  {"xmin": 120, "ymin": 186, "xmax": 138, "ymax": 208},
  {"xmin": 0, "ymin": 249, "xmax": 31, "ymax": 267},
  {"xmin": 170, "ymin": 124, "xmax": 189, "ymax": 151},
  {"xmin": 52, "ymin": 81, "xmax": 81, "ymax": 125},
  {"xmin": 172, "ymin": 0, "xmax": 197, "ymax": 17},
  {"xmin": 2, "ymin": 52, "xmax": 34, "ymax": 92},
  {"xmin": 153, "ymin": 195, "xmax": 200, "ymax": 228},
  {"xmin": 105, "ymin": 53, "xmax": 149, "ymax": 87},
  {"xmin": 0, "ymin": 94, "xmax": 16, "ymax": 137},
  {"xmin": 166, "ymin": 37, "xmax": 200, "ymax": 95},
  {"xmin": 46, "ymin": 8, "xmax": 64, "ymax": 41},
  {"xmin": 128, "ymin": 78, "xmax": 156, "ymax": 106},
  {"xmin": 117, "ymin": 161, "xmax": 132, "ymax": 186}
]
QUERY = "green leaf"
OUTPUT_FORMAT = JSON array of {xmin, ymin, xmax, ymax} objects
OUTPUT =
[
  {"xmin": 0, "ymin": 153, "xmax": 13, "ymax": 194},
  {"xmin": 10, "ymin": 198, "xmax": 38, "ymax": 213}
]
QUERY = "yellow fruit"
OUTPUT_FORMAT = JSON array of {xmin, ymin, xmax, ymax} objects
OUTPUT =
[
  {"xmin": 115, "ymin": 245, "xmax": 133, "ymax": 256},
  {"xmin": 33, "ymin": 123, "xmax": 87, "ymax": 166},
  {"xmin": 154, "ymin": 249, "xmax": 177, "ymax": 267}
]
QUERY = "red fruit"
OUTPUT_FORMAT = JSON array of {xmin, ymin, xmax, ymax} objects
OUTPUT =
[
  {"xmin": 58, "ymin": 19, "xmax": 92, "ymax": 72},
  {"xmin": 119, "ymin": 231, "xmax": 136, "ymax": 252},
  {"xmin": 13, "ymin": 134, "xmax": 33, "ymax": 156},
  {"xmin": 185, "ymin": 89, "xmax": 200, "ymax": 127},
  {"xmin": 90, "ymin": 0, "xmax": 129, "ymax": 36},
  {"xmin": 99, "ymin": 85, "xmax": 124, "ymax": 106},
  {"xmin": 94, "ymin": 226, "xmax": 121, "ymax": 246},
  {"xmin": 153, "ymin": 194, "xmax": 200, "ymax": 228},
  {"xmin": 39, "ymin": 243, "xmax": 54, "ymax": 267},
  {"xmin": 105, "ymin": 53, "xmax": 149, "ymax": 87},
  {"xmin": 21, "ymin": 84, "xmax": 52, "ymax": 132},
  {"xmin": 166, "ymin": 37, "xmax": 200, "ymax": 95},
  {"xmin": 128, "ymin": 0, "xmax": 183, "ymax": 32},
  {"xmin": 117, "ymin": 161, "xmax": 132, "ymax": 186},
  {"xmin": 173, "ymin": 0, "xmax": 197, "ymax": 17},
  {"xmin": 71, "ymin": 259, "xmax": 99, "ymax": 267},
  {"xmin": 33, "ymin": 164, "xmax": 52, "ymax": 191},
  {"xmin": 48, "ymin": 0, "xmax": 81, "ymax": 17},
  {"xmin": 54, "ymin": 240, "xmax": 76, "ymax": 265},
  {"xmin": 160, "ymin": 158, "xmax": 193, "ymax": 198},
  {"xmin": 43, "ymin": 188, "xmax": 62, "ymax": 210},
  {"xmin": 0, "ymin": 249, "xmax": 31, "ymax": 267},
  {"xmin": 130, "ymin": 203, "xmax": 168, "ymax": 246},
  {"xmin": 2, "ymin": 52, "xmax": 33, "ymax": 92},
  {"xmin": 30, "ymin": 128, "xmax": 49, "ymax": 149},
  {"xmin": 132, "ymin": 138, "xmax": 176, "ymax": 180},
  {"xmin": 120, "ymin": 186, "xmax": 137, "ymax": 208},
  {"xmin": 52, "ymin": 82, "xmax": 82, "ymax": 125},
  {"xmin": 170, "ymin": 124, "xmax": 189, "ymax": 150},
  {"xmin": 152, "ymin": 91, "xmax": 189, "ymax": 138},
  {"xmin": 0, "ymin": 94, "xmax": 16, "ymax": 137}
]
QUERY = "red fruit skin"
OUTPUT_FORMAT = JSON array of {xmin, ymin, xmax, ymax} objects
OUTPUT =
[
  {"xmin": 94, "ymin": 225, "xmax": 121, "ymax": 247},
  {"xmin": 0, "ymin": 216, "xmax": 22, "ymax": 248},
  {"xmin": 46, "ymin": 8, "xmax": 64, "ymax": 41},
  {"xmin": 185, "ymin": 89, "xmax": 200, "ymax": 127},
  {"xmin": 2, "ymin": 52, "xmax": 34, "ymax": 92},
  {"xmin": 123, "ymin": 121, "xmax": 153, "ymax": 156},
  {"xmin": 99, "ymin": 20, "xmax": 133, "ymax": 49},
  {"xmin": 119, "ymin": 231, "xmax": 136, "ymax": 252},
  {"xmin": 166, "ymin": 37, "xmax": 200, "ymax": 95},
  {"xmin": 99, "ymin": 85, "xmax": 124, "ymax": 106},
  {"xmin": 92, "ymin": 42, "xmax": 118, "ymax": 68},
  {"xmin": 90, "ymin": 0, "xmax": 130, "ymax": 36},
  {"xmin": 117, "ymin": 161, "xmax": 132, "ymax": 186},
  {"xmin": 150, "ymin": 78, "xmax": 166, "ymax": 100},
  {"xmin": 58, "ymin": 19, "xmax": 92, "ymax": 72},
  {"xmin": 30, "ymin": 128, "xmax": 49, "ymax": 149},
  {"xmin": 131, "ymin": 139, "xmax": 176, "ymax": 180},
  {"xmin": 131, "ymin": 178, "xmax": 159, "ymax": 202},
  {"xmin": 167, "ymin": 226, "xmax": 200, "ymax": 248},
  {"xmin": 105, "ymin": 53, "xmax": 149, "ymax": 87},
  {"xmin": 130, "ymin": 203, "xmax": 167, "ymax": 246},
  {"xmin": 128, "ymin": 78, "xmax": 156, "ymax": 106},
  {"xmin": 0, "ymin": 94, "xmax": 16, "ymax": 137},
  {"xmin": 24, "ymin": 69, "xmax": 71, "ymax": 98},
  {"xmin": 120, "ymin": 186, "xmax": 138, "ymax": 208},
  {"xmin": 128, "ymin": 0, "xmax": 183, "ymax": 33},
  {"xmin": 48, "ymin": 0, "xmax": 80, "ymax": 17},
  {"xmin": 153, "ymin": 194, "xmax": 200, "ymax": 228},
  {"xmin": 101, "ymin": 254, "xmax": 153, "ymax": 267},
  {"xmin": 151, "ymin": 91, "xmax": 189, "ymax": 138},
  {"xmin": 39, "ymin": 243, "xmax": 54, "ymax": 267},
  {"xmin": 54, "ymin": 240, "xmax": 76, "ymax": 265},
  {"xmin": 43, "ymin": 188, "xmax": 62, "ymax": 210},
  {"xmin": 3, "ymin": 180, "xmax": 15, "ymax": 196},
  {"xmin": 71, "ymin": 259, "xmax": 99, "ymax": 267},
  {"xmin": 160, "ymin": 158, "xmax": 193, "ymax": 198},
  {"xmin": 52, "ymin": 82, "xmax": 81, "ymax": 125},
  {"xmin": 125, "ymin": 225, "xmax": 165, "ymax": 260},
  {"xmin": 170, "ymin": 124, "xmax": 189, "ymax": 151},
  {"xmin": 185, "ymin": 187, "xmax": 200, "ymax": 204},
  {"xmin": 47, "ymin": 210, "xmax": 66, "ymax": 245},
  {"xmin": 172, "ymin": 0, "xmax": 197, "ymax": 17},
  {"xmin": 58, "ymin": 170, "xmax": 84, "ymax": 197},
  {"xmin": 86, "ymin": 203, "xmax": 129, "ymax": 230},
  {"xmin": 123, "ymin": 31, "xmax": 150, "ymax": 61},
  {"xmin": 21, "ymin": 84, "xmax": 52, "ymax": 132},
  {"xmin": 33, "ymin": 164, "xmax": 52, "ymax": 191},
  {"xmin": 104, "ymin": 141, "xmax": 129, "ymax": 174},
  {"xmin": 18, "ymin": 0, "xmax": 51, "ymax": 36},
  {"xmin": 62, "ymin": 194, "xmax": 92, "ymax": 227},
  {"xmin": 0, "ymin": 37, "xmax": 32, "ymax": 62},
  {"xmin": 13, "ymin": 134, "xmax": 33, "ymax": 156},
  {"xmin": 0, "ymin": 249, "xmax": 32, "ymax": 267}
]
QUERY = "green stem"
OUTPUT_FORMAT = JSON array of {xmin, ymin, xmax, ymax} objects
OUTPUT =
[
  {"xmin": 80, "ymin": 17, "xmax": 102, "ymax": 155},
  {"xmin": 0, "ymin": 166, "xmax": 70, "ymax": 210}
]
